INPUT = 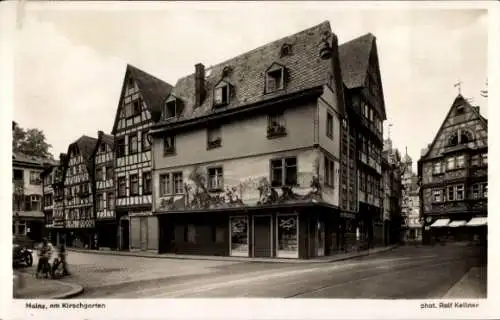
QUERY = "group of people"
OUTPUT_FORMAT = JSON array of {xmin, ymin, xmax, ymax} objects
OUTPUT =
[{"xmin": 36, "ymin": 237, "xmax": 71, "ymax": 278}]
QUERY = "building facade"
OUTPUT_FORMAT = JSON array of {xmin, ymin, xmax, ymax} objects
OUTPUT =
[
  {"xmin": 400, "ymin": 151, "xmax": 422, "ymax": 242},
  {"xmin": 41, "ymin": 163, "xmax": 58, "ymax": 242},
  {"xmin": 62, "ymin": 136, "xmax": 98, "ymax": 248},
  {"xmin": 382, "ymin": 139, "xmax": 403, "ymax": 245},
  {"xmin": 49, "ymin": 154, "xmax": 67, "ymax": 245},
  {"xmin": 340, "ymin": 33, "xmax": 387, "ymax": 249},
  {"xmin": 148, "ymin": 21, "xmax": 388, "ymax": 259},
  {"xmin": 111, "ymin": 65, "xmax": 172, "ymax": 251},
  {"xmin": 12, "ymin": 152, "xmax": 55, "ymax": 243},
  {"xmin": 93, "ymin": 131, "xmax": 116, "ymax": 249},
  {"xmin": 419, "ymin": 95, "xmax": 488, "ymax": 244}
]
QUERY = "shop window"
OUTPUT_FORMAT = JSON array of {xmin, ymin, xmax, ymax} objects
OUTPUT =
[
  {"xmin": 212, "ymin": 226, "xmax": 225, "ymax": 243},
  {"xmin": 277, "ymin": 215, "xmax": 298, "ymax": 258}
]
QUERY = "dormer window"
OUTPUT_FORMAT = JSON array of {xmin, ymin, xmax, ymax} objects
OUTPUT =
[
  {"xmin": 265, "ymin": 63, "xmax": 286, "ymax": 93},
  {"xmin": 163, "ymin": 95, "xmax": 183, "ymax": 120},
  {"xmin": 214, "ymin": 81, "xmax": 231, "ymax": 107}
]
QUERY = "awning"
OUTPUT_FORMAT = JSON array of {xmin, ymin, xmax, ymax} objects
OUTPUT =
[
  {"xmin": 430, "ymin": 218, "xmax": 450, "ymax": 228},
  {"xmin": 466, "ymin": 217, "xmax": 487, "ymax": 227},
  {"xmin": 448, "ymin": 220, "xmax": 467, "ymax": 228}
]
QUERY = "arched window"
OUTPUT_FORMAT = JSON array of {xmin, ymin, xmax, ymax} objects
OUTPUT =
[{"xmin": 460, "ymin": 130, "xmax": 473, "ymax": 144}]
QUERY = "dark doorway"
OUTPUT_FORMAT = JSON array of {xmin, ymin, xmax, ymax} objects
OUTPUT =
[
  {"xmin": 253, "ymin": 215, "xmax": 272, "ymax": 258},
  {"xmin": 121, "ymin": 220, "xmax": 130, "ymax": 251}
]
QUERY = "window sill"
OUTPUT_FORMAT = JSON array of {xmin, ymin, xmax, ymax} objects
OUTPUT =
[
  {"xmin": 267, "ymin": 131, "xmax": 287, "ymax": 139},
  {"xmin": 163, "ymin": 150, "xmax": 176, "ymax": 157},
  {"xmin": 207, "ymin": 143, "xmax": 222, "ymax": 150}
]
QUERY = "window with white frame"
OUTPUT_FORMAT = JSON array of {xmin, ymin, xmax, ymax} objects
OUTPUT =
[
  {"xmin": 214, "ymin": 83, "xmax": 231, "ymax": 106},
  {"xmin": 470, "ymin": 154, "xmax": 480, "ymax": 167},
  {"xmin": 456, "ymin": 155, "xmax": 465, "ymax": 168},
  {"xmin": 29, "ymin": 171, "xmax": 41, "ymax": 185},
  {"xmin": 326, "ymin": 113, "xmax": 333, "ymax": 139},
  {"xmin": 173, "ymin": 172, "xmax": 183, "ymax": 194},
  {"xmin": 207, "ymin": 126, "xmax": 222, "ymax": 149},
  {"xmin": 447, "ymin": 185, "xmax": 455, "ymax": 201},
  {"xmin": 271, "ymin": 157, "xmax": 297, "ymax": 187},
  {"xmin": 324, "ymin": 156, "xmax": 335, "ymax": 187},
  {"xmin": 432, "ymin": 162, "xmax": 442, "ymax": 174},
  {"xmin": 471, "ymin": 184, "xmax": 480, "ymax": 199},
  {"xmin": 30, "ymin": 195, "xmax": 41, "ymax": 211},
  {"xmin": 163, "ymin": 136, "xmax": 175, "ymax": 155},
  {"xmin": 432, "ymin": 189, "xmax": 442, "ymax": 202},
  {"xmin": 208, "ymin": 167, "xmax": 223, "ymax": 191},
  {"xmin": 446, "ymin": 157, "xmax": 455, "ymax": 171},
  {"xmin": 159, "ymin": 174, "xmax": 172, "ymax": 196},
  {"xmin": 482, "ymin": 183, "xmax": 487, "ymax": 198},
  {"xmin": 267, "ymin": 112, "xmax": 286, "ymax": 137},
  {"xmin": 117, "ymin": 177, "xmax": 126, "ymax": 197},
  {"xmin": 130, "ymin": 174, "xmax": 139, "ymax": 195},
  {"xmin": 456, "ymin": 184, "xmax": 464, "ymax": 200},
  {"xmin": 266, "ymin": 66, "xmax": 285, "ymax": 92}
]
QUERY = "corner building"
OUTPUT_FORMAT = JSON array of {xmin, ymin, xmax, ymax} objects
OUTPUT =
[
  {"xmin": 149, "ymin": 21, "xmax": 388, "ymax": 258},
  {"xmin": 419, "ymin": 95, "xmax": 487, "ymax": 244}
]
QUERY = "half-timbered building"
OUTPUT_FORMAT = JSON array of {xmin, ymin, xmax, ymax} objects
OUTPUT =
[
  {"xmin": 62, "ymin": 136, "xmax": 98, "ymax": 248},
  {"xmin": 111, "ymin": 65, "xmax": 172, "ymax": 251},
  {"xmin": 339, "ymin": 33, "xmax": 387, "ymax": 249},
  {"xmin": 93, "ymin": 131, "xmax": 116, "ymax": 249},
  {"xmin": 419, "ymin": 95, "xmax": 488, "ymax": 244},
  {"xmin": 50, "ymin": 154, "xmax": 67, "ymax": 246},
  {"xmin": 41, "ymin": 162, "xmax": 58, "ymax": 243},
  {"xmin": 148, "ymin": 22, "xmax": 385, "ymax": 259}
]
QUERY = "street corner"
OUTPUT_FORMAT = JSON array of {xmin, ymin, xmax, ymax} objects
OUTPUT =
[{"xmin": 13, "ymin": 272, "xmax": 84, "ymax": 299}]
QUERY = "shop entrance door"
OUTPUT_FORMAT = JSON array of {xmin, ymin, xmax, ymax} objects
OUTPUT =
[
  {"xmin": 316, "ymin": 219, "xmax": 325, "ymax": 257},
  {"xmin": 253, "ymin": 215, "xmax": 272, "ymax": 258}
]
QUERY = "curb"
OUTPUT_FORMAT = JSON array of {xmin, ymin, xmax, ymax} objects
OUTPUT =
[
  {"xmin": 49, "ymin": 281, "xmax": 84, "ymax": 299},
  {"xmin": 67, "ymin": 244, "xmax": 398, "ymax": 264},
  {"xmin": 17, "ymin": 271, "xmax": 85, "ymax": 299}
]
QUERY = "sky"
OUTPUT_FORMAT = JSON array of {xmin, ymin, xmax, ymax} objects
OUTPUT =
[{"xmin": 12, "ymin": 2, "xmax": 489, "ymax": 173}]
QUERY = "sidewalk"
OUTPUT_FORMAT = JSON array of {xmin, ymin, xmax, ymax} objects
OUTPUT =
[
  {"xmin": 442, "ymin": 265, "xmax": 487, "ymax": 299},
  {"xmin": 67, "ymin": 244, "xmax": 398, "ymax": 264},
  {"xmin": 13, "ymin": 272, "xmax": 84, "ymax": 299}
]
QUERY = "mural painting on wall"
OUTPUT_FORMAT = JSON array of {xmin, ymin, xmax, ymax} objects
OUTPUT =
[{"xmin": 158, "ymin": 158, "xmax": 322, "ymax": 211}]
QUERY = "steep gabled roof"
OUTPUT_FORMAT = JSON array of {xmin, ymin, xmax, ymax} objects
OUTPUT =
[
  {"xmin": 92, "ymin": 131, "xmax": 115, "ymax": 158},
  {"xmin": 64, "ymin": 135, "xmax": 98, "ymax": 176},
  {"xmin": 12, "ymin": 152, "xmax": 57, "ymax": 168},
  {"xmin": 152, "ymin": 21, "xmax": 334, "ymax": 126},
  {"xmin": 339, "ymin": 33, "xmax": 375, "ymax": 89},
  {"xmin": 419, "ymin": 94, "xmax": 488, "ymax": 161},
  {"xmin": 111, "ymin": 64, "xmax": 173, "ymax": 134}
]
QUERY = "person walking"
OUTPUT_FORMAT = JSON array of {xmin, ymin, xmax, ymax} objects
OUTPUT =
[{"xmin": 36, "ymin": 238, "xmax": 53, "ymax": 279}]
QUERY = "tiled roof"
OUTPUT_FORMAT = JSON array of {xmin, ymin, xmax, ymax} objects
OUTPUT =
[
  {"xmin": 65, "ymin": 135, "xmax": 98, "ymax": 174},
  {"xmin": 111, "ymin": 64, "xmax": 173, "ymax": 134},
  {"xmin": 338, "ymin": 33, "xmax": 375, "ymax": 89},
  {"xmin": 153, "ymin": 21, "xmax": 334, "ymax": 125},
  {"xmin": 12, "ymin": 152, "xmax": 57, "ymax": 167}
]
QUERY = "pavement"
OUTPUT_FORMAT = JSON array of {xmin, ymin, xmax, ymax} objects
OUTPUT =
[
  {"xmin": 16, "ymin": 243, "xmax": 486, "ymax": 299},
  {"xmin": 66, "ymin": 244, "xmax": 398, "ymax": 263},
  {"xmin": 13, "ymin": 271, "xmax": 83, "ymax": 299},
  {"xmin": 442, "ymin": 265, "xmax": 487, "ymax": 298}
]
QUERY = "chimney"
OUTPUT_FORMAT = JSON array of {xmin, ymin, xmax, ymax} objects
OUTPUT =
[
  {"xmin": 194, "ymin": 63, "xmax": 205, "ymax": 107},
  {"xmin": 98, "ymin": 130, "xmax": 104, "ymax": 139}
]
